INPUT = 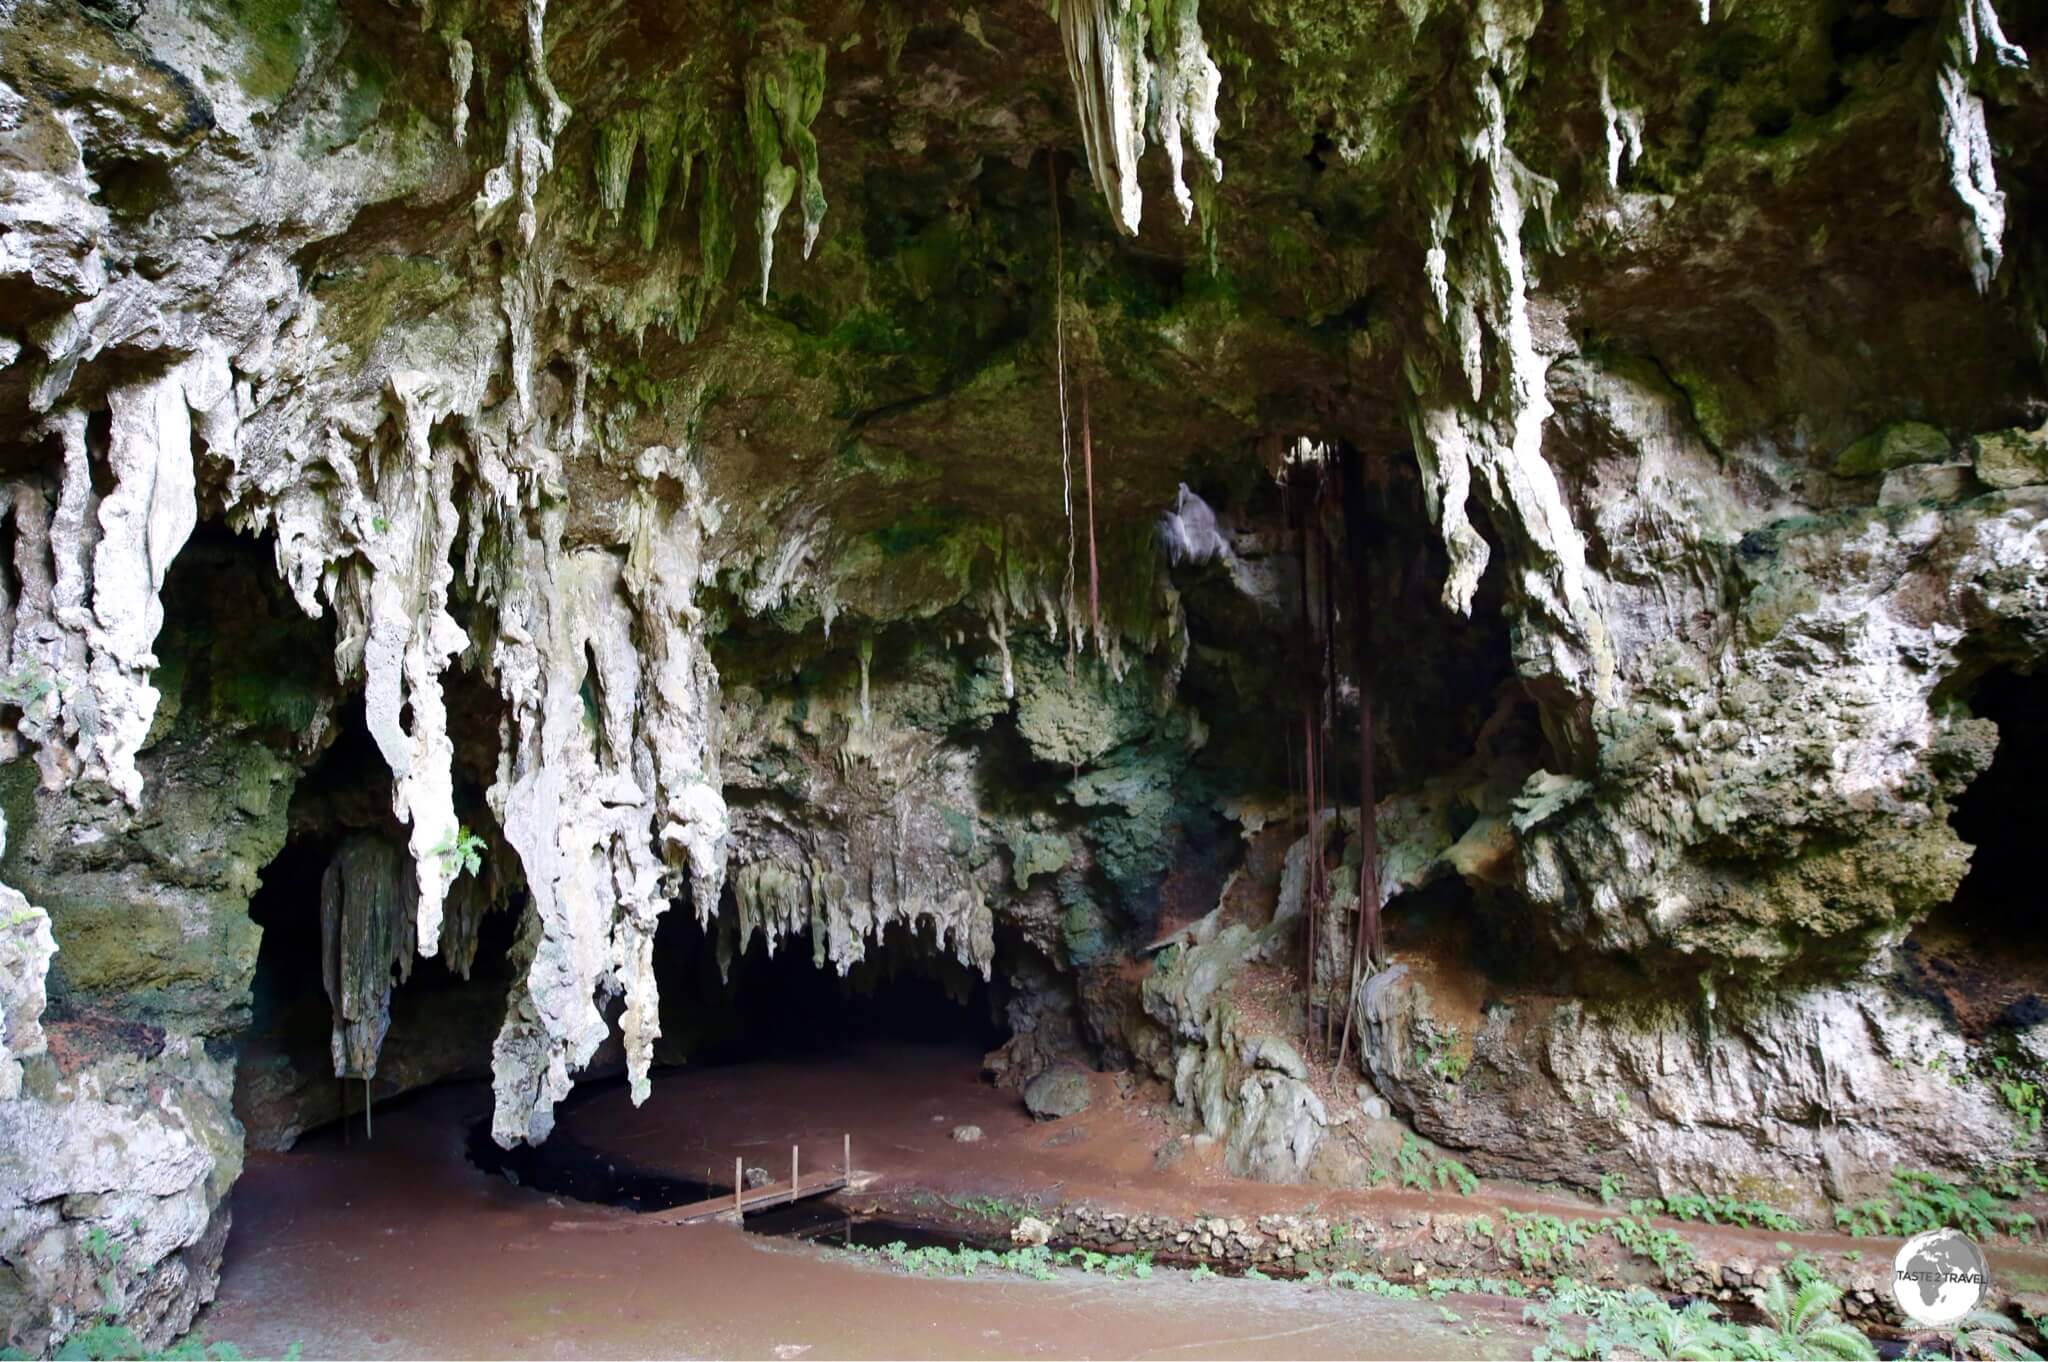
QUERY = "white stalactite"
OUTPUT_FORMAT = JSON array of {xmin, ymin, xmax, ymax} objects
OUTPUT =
[
  {"xmin": 1151, "ymin": 0, "xmax": 1225, "ymax": 225},
  {"xmin": 485, "ymin": 472, "xmax": 726, "ymax": 1142},
  {"xmin": 1058, "ymin": 0, "xmax": 1223, "ymax": 236},
  {"xmin": 1404, "ymin": 0, "xmax": 1615, "ymax": 749},
  {"xmin": 1937, "ymin": 0, "xmax": 2027, "ymax": 293},
  {"xmin": 0, "ymin": 811, "xmax": 56, "ymax": 1104},
  {"xmin": 86, "ymin": 371, "xmax": 197, "ymax": 805},
  {"xmin": 1596, "ymin": 53, "xmax": 1644, "ymax": 191},
  {"xmin": 446, "ymin": 34, "xmax": 474, "ymax": 148}
]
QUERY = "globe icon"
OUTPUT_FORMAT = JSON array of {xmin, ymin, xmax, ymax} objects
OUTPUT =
[{"xmin": 1891, "ymin": 1228, "xmax": 1988, "ymax": 1327}]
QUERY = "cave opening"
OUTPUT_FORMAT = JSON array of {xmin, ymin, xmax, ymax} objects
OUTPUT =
[
  {"xmin": 648, "ymin": 909, "xmax": 1007, "ymax": 1068},
  {"xmin": 232, "ymin": 691, "xmax": 522, "ymax": 1152},
  {"xmin": 1906, "ymin": 665, "xmax": 2048, "ymax": 1038}
]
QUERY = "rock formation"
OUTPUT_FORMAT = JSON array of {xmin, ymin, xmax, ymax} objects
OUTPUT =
[{"xmin": 0, "ymin": 0, "xmax": 2043, "ymax": 1349}]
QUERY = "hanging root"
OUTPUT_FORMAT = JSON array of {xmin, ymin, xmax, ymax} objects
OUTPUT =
[
  {"xmin": 1049, "ymin": 153, "xmax": 1079, "ymax": 660},
  {"xmin": 1336, "ymin": 446, "xmax": 1381, "ymax": 1076},
  {"xmin": 1291, "ymin": 456, "xmax": 1327, "ymax": 1045},
  {"xmin": 1082, "ymin": 377, "xmax": 1100, "ymax": 640}
]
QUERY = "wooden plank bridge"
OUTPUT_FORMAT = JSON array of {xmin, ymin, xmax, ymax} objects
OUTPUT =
[
  {"xmin": 549, "ymin": 1134, "xmax": 869, "ymax": 1233},
  {"xmin": 648, "ymin": 1133, "xmax": 869, "ymax": 1227}
]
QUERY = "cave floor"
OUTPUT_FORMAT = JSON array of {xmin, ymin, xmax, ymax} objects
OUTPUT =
[
  {"xmin": 198, "ymin": 1039, "xmax": 2048, "ymax": 1358},
  {"xmin": 198, "ymin": 1041, "xmax": 1524, "ymax": 1359}
]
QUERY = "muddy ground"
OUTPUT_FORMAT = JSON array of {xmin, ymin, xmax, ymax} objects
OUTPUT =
[{"xmin": 198, "ymin": 1039, "xmax": 2048, "ymax": 1359}]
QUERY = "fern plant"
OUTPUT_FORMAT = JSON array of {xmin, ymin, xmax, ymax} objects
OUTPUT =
[
  {"xmin": 1754, "ymin": 1274, "xmax": 1875, "ymax": 1361},
  {"xmin": 1956, "ymin": 1310, "xmax": 2045, "ymax": 1362}
]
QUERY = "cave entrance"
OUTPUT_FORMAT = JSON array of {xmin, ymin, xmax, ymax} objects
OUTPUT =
[
  {"xmin": 456, "ymin": 906, "xmax": 1017, "ymax": 1218},
  {"xmin": 233, "ymin": 695, "xmax": 521, "ymax": 1151},
  {"xmin": 1906, "ymin": 666, "xmax": 2048, "ymax": 1037},
  {"xmin": 649, "ymin": 909, "xmax": 1007, "ymax": 1069}
]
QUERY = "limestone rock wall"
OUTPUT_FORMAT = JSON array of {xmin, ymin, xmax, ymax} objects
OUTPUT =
[{"xmin": 0, "ymin": 0, "xmax": 2044, "ymax": 1347}]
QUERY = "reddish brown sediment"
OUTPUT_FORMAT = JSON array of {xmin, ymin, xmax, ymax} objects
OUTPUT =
[{"xmin": 200, "ymin": 1046, "xmax": 1513, "ymax": 1360}]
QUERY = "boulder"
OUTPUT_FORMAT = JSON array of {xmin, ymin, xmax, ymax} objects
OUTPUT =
[
  {"xmin": 1023, "ymin": 1064, "xmax": 1092, "ymax": 1120},
  {"xmin": 1833, "ymin": 421, "xmax": 1950, "ymax": 476},
  {"xmin": 1010, "ymin": 1216, "xmax": 1053, "ymax": 1246},
  {"xmin": 1972, "ymin": 421, "xmax": 2048, "ymax": 489}
]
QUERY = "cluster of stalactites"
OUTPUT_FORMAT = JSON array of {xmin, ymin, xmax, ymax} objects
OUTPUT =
[
  {"xmin": 746, "ymin": 38, "xmax": 830, "ymax": 303},
  {"xmin": 0, "ymin": 349, "xmax": 233, "ymax": 807},
  {"xmin": 472, "ymin": 0, "xmax": 571, "ymax": 246},
  {"xmin": 320, "ymin": 834, "xmax": 420, "ymax": 1081},
  {"xmin": 1401, "ymin": 0, "xmax": 1614, "ymax": 761},
  {"xmin": 479, "ymin": 473, "xmax": 729, "ymax": 1148},
  {"xmin": 1938, "ymin": 0, "xmax": 2028, "ymax": 292},
  {"xmin": 1057, "ymin": 0, "xmax": 1223, "ymax": 235},
  {"xmin": 596, "ymin": 99, "xmax": 712, "ymax": 254},
  {"xmin": 727, "ymin": 848, "xmax": 995, "ymax": 984}
]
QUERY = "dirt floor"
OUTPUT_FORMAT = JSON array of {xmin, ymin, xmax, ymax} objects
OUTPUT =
[
  {"xmin": 198, "ymin": 1039, "xmax": 2048, "ymax": 1359},
  {"xmin": 198, "ymin": 1042, "xmax": 1519, "ymax": 1360}
]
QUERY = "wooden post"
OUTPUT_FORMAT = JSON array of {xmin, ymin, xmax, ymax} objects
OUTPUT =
[
  {"xmin": 843, "ymin": 1133, "xmax": 851, "ymax": 1185},
  {"xmin": 734, "ymin": 1157, "xmax": 743, "ymax": 1222},
  {"xmin": 791, "ymin": 1144, "xmax": 799, "ymax": 1205}
]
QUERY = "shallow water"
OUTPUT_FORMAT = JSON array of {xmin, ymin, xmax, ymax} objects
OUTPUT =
[{"xmin": 199, "ymin": 1048, "xmax": 1506, "ymax": 1360}]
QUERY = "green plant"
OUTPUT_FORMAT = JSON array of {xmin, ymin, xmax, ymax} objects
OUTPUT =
[
  {"xmin": 1781, "ymin": 1250, "xmax": 1829, "ymax": 1294},
  {"xmin": 1392, "ymin": 1133, "xmax": 1477, "ymax": 1195},
  {"xmin": 1396, "ymin": 1134, "xmax": 1431, "ymax": 1191},
  {"xmin": 1650, "ymin": 1192, "xmax": 1803, "ymax": 1233},
  {"xmin": 1597, "ymin": 1171, "xmax": 1624, "ymax": 1207},
  {"xmin": 944, "ymin": 1193, "xmax": 1040, "ymax": 1222},
  {"xmin": 1754, "ymin": 1273, "xmax": 1877, "ymax": 1360},
  {"xmin": 1329, "ymin": 1270, "xmax": 1421, "ymax": 1299},
  {"xmin": 1997, "ymin": 1072, "xmax": 2046, "ymax": 1139},
  {"xmin": 1525, "ymin": 1275, "xmax": 1875, "ymax": 1362},
  {"xmin": 1415, "ymin": 1023, "xmax": 1470, "ymax": 1085},
  {"xmin": 1956, "ymin": 1310, "xmax": 2045, "ymax": 1361},
  {"xmin": 1605, "ymin": 1213, "xmax": 1696, "ymax": 1283},
  {"xmin": 1424, "ymin": 1274, "xmax": 1528, "ymax": 1299},
  {"xmin": 431, "ymin": 824, "xmax": 487, "ymax": 880},
  {"xmin": 1499, "ymin": 1212, "xmax": 1593, "ymax": 1272},
  {"xmin": 857, "ymin": 1240, "xmax": 1159, "ymax": 1283},
  {"xmin": 1835, "ymin": 1170, "xmax": 2037, "ymax": 1242}
]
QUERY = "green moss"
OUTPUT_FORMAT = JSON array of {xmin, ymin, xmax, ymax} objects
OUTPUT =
[
  {"xmin": 1001, "ymin": 821, "xmax": 1072, "ymax": 889},
  {"xmin": 201, "ymin": 0, "xmax": 337, "ymax": 102},
  {"xmin": 871, "ymin": 506, "xmax": 965, "ymax": 558},
  {"xmin": 313, "ymin": 255, "xmax": 462, "ymax": 359},
  {"xmin": 1831, "ymin": 421, "xmax": 1951, "ymax": 477}
]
